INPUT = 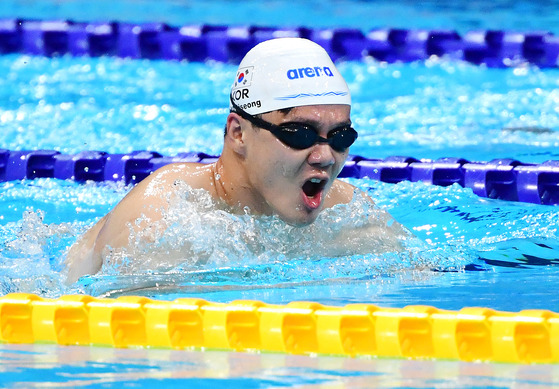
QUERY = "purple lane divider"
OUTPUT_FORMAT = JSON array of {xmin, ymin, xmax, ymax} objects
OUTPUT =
[
  {"xmin": 54, "ymin": 151, "xmax": 107, "ymax": 182},
  {"xmin": 1, "ymin": 18, "xmax": 558, "ymax": 66},
  {"xmin": 410, "ymin": 157, "xmax": 469, "ymax": 187},
  {"xmin": 103, "ymin": 151, "xmax": 163, "ymax": 184},
  {"xmin": 463, "ymin": 158, "xmax": 525, "ymax": 201},
  {"xmin": 516, "ymin": 160, "xmax": 559, "ymax": 205},
  {"xmin": 4, "ymin": 150, "xmax": 60, "ymax": 180},
  {"xmin": 1, "ymin": 150, "xmax": 558, "ymax": 205}
]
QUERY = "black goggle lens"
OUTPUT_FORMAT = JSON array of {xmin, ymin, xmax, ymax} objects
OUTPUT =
[{"xmin": 272, "ymin": 124, "xmax": 357, "ymax": 152}]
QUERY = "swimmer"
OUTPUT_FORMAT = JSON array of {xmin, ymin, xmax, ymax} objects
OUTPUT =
[{"xmin": 66, "ymin": 37, "xmax": 409, "ymax": 283}]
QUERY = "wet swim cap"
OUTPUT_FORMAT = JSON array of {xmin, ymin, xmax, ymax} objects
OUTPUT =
[{"xmin": 230, "ymin": 38, "xmax": 351, "ymax": 115}]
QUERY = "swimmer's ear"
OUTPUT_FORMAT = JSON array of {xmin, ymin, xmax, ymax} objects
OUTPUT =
[{"xmin": 226, "ymin": 113, "xmax": 247, "ymax": 156}]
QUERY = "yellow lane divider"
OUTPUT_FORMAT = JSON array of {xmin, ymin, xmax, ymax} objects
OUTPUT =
[{"xmin": 0, "ymin": 293, "xmax": 557, "ymax": 363}]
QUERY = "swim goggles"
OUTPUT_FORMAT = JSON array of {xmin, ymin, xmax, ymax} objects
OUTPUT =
[{"xmin": 230, "ymin": 95, "xmax": 358, "ymax": 152}]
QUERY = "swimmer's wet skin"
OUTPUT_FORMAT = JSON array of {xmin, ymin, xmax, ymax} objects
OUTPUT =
[{"xmin": 65, "ymin": 37, "xmax": 410, "ymax": 283}]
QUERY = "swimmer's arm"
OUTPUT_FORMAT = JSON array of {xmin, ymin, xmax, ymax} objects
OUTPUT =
[
  {"xmin": 65, "ymin": 162, "xmax": 210, "ymax": 283},
  {"xmin": 65, "ymin": 214, "xmax": 109, "ymax": 283},
  {"xmin": 65, "ymin": 169, "xmax": 173, "ymax": 283},
  {"xmin": 328, "ymin": 179, "xmax": 410, "ymax": 252},
  {"xmin": 92, "ymin": 162, "xmax": 211, "ymax": 253}
]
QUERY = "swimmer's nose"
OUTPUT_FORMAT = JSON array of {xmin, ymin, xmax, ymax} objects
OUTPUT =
[{"xmin": 307, "ymin": 143, "xmax": 336, "ymax": 167}]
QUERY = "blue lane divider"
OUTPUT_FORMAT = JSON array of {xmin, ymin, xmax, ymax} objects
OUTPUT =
[
  {"xmin": 1, "ymin": 149, "xmax": 558, "ymax": 205},
  {"xmin": 1, "ymin": 19, "xmax": 559, "ymax": 67}
]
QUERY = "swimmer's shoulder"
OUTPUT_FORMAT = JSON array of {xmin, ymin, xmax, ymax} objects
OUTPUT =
[
  {"xmin": 325, "ymin": 179, "xmax": 365, "ymax": 207},
  {"xmin": 109, "ymin": 162, "xmax": 216, "ymax": 221},
  {"xmin": 141, "ymin": 162, "xmax": 215, "ymax": 192}
]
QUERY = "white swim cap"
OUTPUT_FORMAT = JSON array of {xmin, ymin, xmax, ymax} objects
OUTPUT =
[{"xmin": 230, "ymin": 38, "xmax": 351, "ymax": 115}]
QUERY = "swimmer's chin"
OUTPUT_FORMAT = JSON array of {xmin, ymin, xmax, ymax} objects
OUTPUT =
[
  {"xmin": 277, "ymin": 210, "xmax": 321, "ymax": 227},
  {"xmin": 284, "ymin": 219, "xmax": 315, "ymax": 228}
]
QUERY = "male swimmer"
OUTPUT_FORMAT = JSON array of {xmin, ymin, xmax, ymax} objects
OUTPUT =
[{"xmin": 66, "ymin": 37, "xmax": 408, "ymax": 283}]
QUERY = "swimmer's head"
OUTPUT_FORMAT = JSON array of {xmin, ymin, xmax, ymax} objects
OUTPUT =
[{"xmin": 230, "ymin": 38, "xmax": 351, "ymax": 115}]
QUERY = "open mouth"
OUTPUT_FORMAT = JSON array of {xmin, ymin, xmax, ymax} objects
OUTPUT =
[{"xmin": 302, "ymin": 178, "xmax": 327, "ymax": 199}]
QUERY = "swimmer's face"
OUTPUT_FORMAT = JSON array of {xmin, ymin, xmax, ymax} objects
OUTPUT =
[{"xmin": 242, "ymin": 104, "xmax": 351, "ymax": 226}]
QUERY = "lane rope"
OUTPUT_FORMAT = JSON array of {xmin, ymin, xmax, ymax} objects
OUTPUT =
[
  {"xmin": 1, "ymin": 150, "xmax": 558, "ymax": 205},
  {"xmin": 0, "ymin": 293, "xmax": 557, "ymax": 363},
  {"xmin": 0, "ymin": 19, "xmax": 558, "ymax": 67}
]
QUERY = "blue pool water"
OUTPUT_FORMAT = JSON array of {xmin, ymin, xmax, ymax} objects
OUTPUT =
[
  {"xmin": 1, "ymin": 54, "xmax": 559, "ymax": 310},
  {"xmin": 1, "ymin": 0, "xmax": 559, "ymax": 387}
]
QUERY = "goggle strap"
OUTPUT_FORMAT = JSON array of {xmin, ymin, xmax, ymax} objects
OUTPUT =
[{"xmin": 230, "ymin": 95, "xmax": 276, "ymax": 132}]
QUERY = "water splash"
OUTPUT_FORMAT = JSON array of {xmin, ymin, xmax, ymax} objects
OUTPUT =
[
  {"xmin": 2, "ymin": 177, "xmax": 558, "ymax": 299},
  {"xmin": 361, "ymin": 178, "xmax": 559, "ymax": 268},
  {"xmin": 79, "ymin": 182, "xmax": 477, "ymax": 297},
  {"xmin": 0, "ymin": 208, "xmax": 75, "ymax": 297}
]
